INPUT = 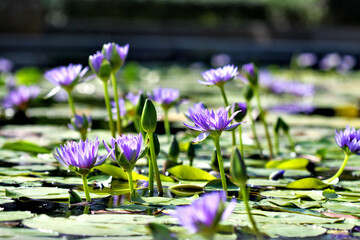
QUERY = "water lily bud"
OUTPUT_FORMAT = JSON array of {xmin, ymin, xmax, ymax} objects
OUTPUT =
[
  {"xmin": 102, "ymin": 43, "xmax": 129, "ymax": 72},
  {"xmin": 242, "ymin": 62, "xmax": 258, "ymax": 87},
  {"xmin": 244, "ymin": 86, "xmax": 254, "ymax": 101},
  {"xmin": 169, "ymin": 136, "xmax": 180, "ymax": 162},
  {"xmin": 135, "ymin": 93, "xmax": 146, "ymax": 118},
  {"xmin": 211, "ymin": 149, "xmax": 219, "ymax": 172},
  {"xmin": 187, "ymin": 142, "xmax": 196, "ymax": 161},
  {"xmin": 274, "ymin": 117, "xmax": 289, "ymax": 133},
  {"xmin": 141, "ymin": 99, "xmax": 157, "ymax": 133},
  {"xmin": 232, "ymin": 102, "xmax": 247, "ymax": 122},
  {"xmin": 230, "ymin": 147, "xmax": 247, "ymax": 186},
  {"xmin": 88, "ymin": 51, "xmax": 111, "ymax": 82}
]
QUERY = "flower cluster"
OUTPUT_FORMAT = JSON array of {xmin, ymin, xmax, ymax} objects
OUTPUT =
[
  {"xmin": 171, "ymin": 192, "xmax": 235, "ymax": 235},
  {"xmin": 3, "ymin": 85, "xmax": 40, "ymax": 111},
  {"xmin": 335, "ymin": 125, "xmax": 360, "ymax": 155},
  {"xmin": 199, "ymin": 64, "xmax": 238, "ymax": 87}
]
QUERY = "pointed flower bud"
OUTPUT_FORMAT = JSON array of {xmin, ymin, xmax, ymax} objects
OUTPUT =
[
  {"xmin": 241, "ymin": 62, "xmax": 258, "ymax": 87},
  {"xmin": 68, "ymin": 113, "xmax": 92, "ymax": 137},
  {"xmin": 141, "ymin": 99, "xmax": 157, "ymax": 133},
  {"xmin": 232, "ymin": 102, "xmax": 247, "ymax": 122},
  {"xmin": 89, "ymin": 51, "xmax": 111, "ymax": 82},
  {"xmin": 169, "ymin": 136, "xmax": 180, "ymax": 162},
  {"xmin": 230, "ymin": 147, "xmax": 247, "ymax": 186},
  {"xmin": 187, "ymin": 142, "xmax": 196, "ymax": 161},
  {"xmin": 244, "ymin": 86, "xmax": 254, "ymax": 101}
]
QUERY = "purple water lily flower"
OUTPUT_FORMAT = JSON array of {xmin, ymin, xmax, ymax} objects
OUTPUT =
[
  {"xmin": 68, "ymin": 114, "xmax": 92, "ymax": 132},
  {"xmin": 296, "ymin": 53, "xmax": 317, "ymax": 68},
  {"xmin": 171, "ymin": 191, "xmax": 236, "ymax": 235},
  {"xmin": 0, "ymin": 58, "xmax": 13, "ymax": 72},
  {"xmin": 111, "ymin": 98, "xmax": 126, "ymax": 117},
  {"xmin": 187, "ymin": 102, "xmax": 206, "ymax": 117},
  {"xmin": 335, "ymin": 125, "xmax": 360, "ymax": 155},
  {"xmin": 102, "ymin": 42, "xmax": 129, "ymax": 67},
  {"xmin": 259, "ymin": 71, "xmax": 315, "ymax": 97},
  {"xmin": 89, "ymin": 51, "xmax": 105, "ymax": 73},
  {"xmin": 103, "ymin": 133, "xmax": 143, "ymax": 164},
  {"xmin": 3, "ymin": 85, "xmax": 40, "ymax": 111},
  {"xmin": 320, "ymin": 53, "xmax": 342, "ymax": 71},
  {"xmin": 53, "ymin": 138, "xmax": 105, "ymax": 170},
  {"xmin": 44, "ymin": 64, "xmax": 88, "ymax": 91},
  {"xmin": 338, "ymin": 55, "xmax": 356, "ymax": 73},
  {"xmin": 199, "ymin": 65, "xmax": 238, "ymax": 87},
  {"xmin": 149, "ymin": 87, "xmax": 180, "ymax": 107},
  {"xmin": 184, "ymin": 106, "xmax": 242, "ymax": 143},
  {"xmin": 126, "ymin": 90, "xmax": 143, "ymax": 106}
]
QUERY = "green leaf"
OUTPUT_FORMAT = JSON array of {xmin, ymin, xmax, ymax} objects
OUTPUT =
[
  {"xmin": 15, "ymin": 67, "xmax": 42, "ymax": 85},
  {"xmin": 169, "ymin": 184, "xmax": 204, "ymax": 197},
  {"xmin": 265, "ymin": 158, "xmax": 309, "ymax": 169},
  {"xmin": 323, "ymin": 188, "xmax": 338, "ymax": 199},
  {"xmin": 94, "ymin": 164, "xmax": 148, "ymax": 181},
  {"xmin": 148, "ymin": 223, "xmax": 177, "ymax": 240},
  {"xmin": 22, "ymin": 215, "xmax": 143, "ymax": 236},
  {"xmin": 261, "ymin": 190, "xmax": 325, "ymax": 200},
  {"xmin": 262, "ymin": 224, "xmax": 326, "ymax": 238},
  {"xmin": 2, "ymin": 141, "xmax": 51, "ymax": 154},
  {"xmin": 168, "ymin": 165, "xmax": 216, "ymax": 181},
  {"xmin": 0, "ymin": 211, "xmax": 34, "ymax": 222},
  {"xmin": 286, "ymin": 178, "xmax": 329, "ymax": 189}
]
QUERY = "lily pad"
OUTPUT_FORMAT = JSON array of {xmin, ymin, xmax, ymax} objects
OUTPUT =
[
  {"xmin": 262, "ymin": 223, "xmax": 326, "ymax": 238},
  {"xmin": 265, "ymin": 158, "xmax": 309, "ymax": 169},
  {"xmin": 168, "ymin": 165, "xmax": 216, "ymax": 181},
  {"xmin": 286, "ymin": 178, "xmax": 330, "ymax": 189},
  {"xmin": 0, "ymin": 211, "xmax": 34, "ymax": 222}
]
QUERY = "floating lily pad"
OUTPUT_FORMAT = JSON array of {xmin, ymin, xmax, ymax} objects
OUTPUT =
[
  {"xmin": 0, "ymin": 211, "xmax": 34, "ymax": 222},
  {"xmin": 265, "ymin": 158, "xmax": 309, "ymax": 169},
  {"xmin": 168, "ymin": 165, "xmax": 216, "ymax": 181},
  {"xmin": 262, "ymin": 223, "xmax": 326, "ymax": 238},
  {"xmin": 286, "ymin": 178, "xmax": 330, "ymax": 189}
]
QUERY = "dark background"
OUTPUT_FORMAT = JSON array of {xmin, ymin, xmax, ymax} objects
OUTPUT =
[{"xmin": 1, "ymin": 0, "xmax": 360, "ymax": 68}]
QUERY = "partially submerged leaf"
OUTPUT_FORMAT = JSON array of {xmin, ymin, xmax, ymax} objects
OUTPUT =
[{"xmin": 265, "ymin": 158, "xmax": 309, "ymax": 169}]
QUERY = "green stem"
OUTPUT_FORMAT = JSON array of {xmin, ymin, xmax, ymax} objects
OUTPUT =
[
  {"xmin": 213, "ymin": 135, "xmax": 228, "ymax": 195},
  {"xmin": 326, "ymin": 153, "xmax": 350, "ymax": 183},
  {"xmin": 164, "ymin": 109, "xmax": 171, "ymax": 141},
  {"xmin": 241, "ymin": 184, "xmax": 261, "ymax": 237},
  {"xmin": 149, "ymin": 133, "xmax": 163, "ymax": 196},
  {"xmin": 111, "ymin": 72, "xmax": 122, "ymax": 135},
  {"xmin": 246, "ymin": 99, "xmax": 263, "ymax": 154},
  {"xmin": 102, "ymin": 81, "xmax": 115, "ymax": 138},
  {"xmin": 148, "ymin": 155, "xmax": 154, "ymax": 196},
  {"xmin": 67, "ymin": 91, "xmax": 76, "ymax": 118},
  {"xmin": 254, "ymin": 87, "xmax": 273, "ymax": 159},
  {"xmin": 238, "ymin": 125, "xmax": 244, "ymax": 158},
  {"xmin": 80, "ymin": 131, "xmax": 87, "ymax": 142},
  {"xmin": 127, "ymin": 170, "xmax": 135, "ymax": 195},
  {"xmin": 81, "ymin": 174, "xmax": 91, "ymax": 202},
  {"xmin": 219, "ymin": 86, "xmax": 236, "ymax": 146},
  {"xmin": 83, "ymin": 206, "xmax": 90, "ymax": 214}
]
